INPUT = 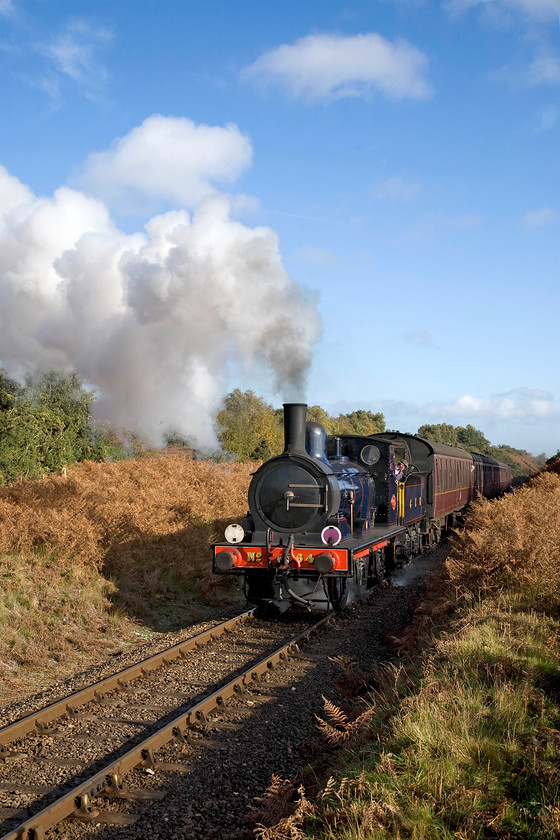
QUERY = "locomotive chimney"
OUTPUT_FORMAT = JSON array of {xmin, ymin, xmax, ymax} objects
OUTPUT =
[{"xmin": 283, "ymin": 403, "xmax": 307, "ymax": 455}]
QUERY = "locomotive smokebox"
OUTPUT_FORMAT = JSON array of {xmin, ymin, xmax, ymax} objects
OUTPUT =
[{"xmin": 283, "ymin": 403, "xmax": 307, "ymax": 455}]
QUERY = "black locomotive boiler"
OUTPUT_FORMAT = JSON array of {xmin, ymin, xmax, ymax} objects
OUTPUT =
[{"xmin": 213, "ymin": 403, "xmax": 512, "ymax": 611}]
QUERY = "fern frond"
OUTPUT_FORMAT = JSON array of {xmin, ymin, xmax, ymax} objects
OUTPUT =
[
  {"xmin": 321, "ymin": 694, "xmax": 349, "ymax": 726},
  {"xmin": 315, "ymin": 715, "xmax": 350, "ymax": 745}
]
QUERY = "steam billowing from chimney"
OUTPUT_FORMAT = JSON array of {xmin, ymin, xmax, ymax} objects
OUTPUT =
[{"xmin": 0, "ymin": 118, "xmax": 321, "ymax": 450}]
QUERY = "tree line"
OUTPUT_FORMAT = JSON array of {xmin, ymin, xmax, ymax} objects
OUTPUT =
[
  {"xmin": 216, "ymin": 389, "xmax": 385, "ymax": 461},
  {"xmin": 417, "ymin": 422, "xmax": 547, "ymax": 476},
  {"xmin": 0, "ymin": 370, "xmax": 545, "ymax": 484},
  {"xmin": 217, "ymin": 391, "xmax": 543, "ymax": 476}
]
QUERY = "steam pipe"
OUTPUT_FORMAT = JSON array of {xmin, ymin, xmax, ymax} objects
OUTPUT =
[{"xmin": 283, "ymin": 403, "xmax": 307, "ymax": 455}]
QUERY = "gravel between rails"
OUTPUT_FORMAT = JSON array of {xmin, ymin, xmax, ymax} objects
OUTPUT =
[{"xmin": 1, "ymin": 547, "xmax": 448, "ymax": 840}]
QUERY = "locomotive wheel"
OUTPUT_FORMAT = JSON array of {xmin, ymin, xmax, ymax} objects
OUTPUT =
[
  {"xmin": 372, "ymin": 548, "xmax": 386, "ymax": 584},
  {"xmin": 354, "ymin": 558, "xmax": 367, "ymax": 589},
  {"xmin": 327, "ymin": 577, "xmax": 349, "ymax": 611}
]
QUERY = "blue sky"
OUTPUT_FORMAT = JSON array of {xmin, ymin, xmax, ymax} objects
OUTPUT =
[{"xmin": 0, "ymin": 0, "xmax": 559, "ymax": 454}]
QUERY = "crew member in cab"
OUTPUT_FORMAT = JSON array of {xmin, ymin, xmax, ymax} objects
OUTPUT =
[{"xmin": 394, "ymin": 461, "xmax": 407, "ymax": 481}]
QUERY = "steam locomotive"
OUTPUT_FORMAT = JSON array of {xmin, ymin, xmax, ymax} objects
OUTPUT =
[{"xmin": 213, "ymin": 403, "xmax": 512, "ymax": 611}]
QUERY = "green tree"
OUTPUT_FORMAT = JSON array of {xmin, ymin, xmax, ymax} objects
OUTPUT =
[
  {"xmin": 217, "ymin": 390, "xmax": 283, "ymax": 461},
  {"xmin": 0, "ymin": 369, "xmax": 112, "ymax": 483},
  {"xmin": 456, "ymin": 424, "xmax": 491, "ymax": 454},
  {"xmin": 23, "ymin": 371, "xmax": 98, "ymax": 462},
  {"xmin": 0, "ymin": 402, "xmax": 69, "ymax": 480},
  {"xmin": 0, "ymin": 372, "xmax": 21, "ymax": 411},
  {"xmin": 334, "ymin": 409, "xmax": 385, "ymax": 436},
  {"xmin": 417, "ymin": 423, "xmax": 459, "ymax": 446},
  {"xmin": 418, "ymin": 422, "xmax": 491, "ymax": 453}
]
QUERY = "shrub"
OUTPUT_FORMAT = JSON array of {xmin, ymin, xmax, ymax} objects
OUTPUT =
[{"xmin": 446, "ymin": 472, "xmax": 560, "ymax": 612}]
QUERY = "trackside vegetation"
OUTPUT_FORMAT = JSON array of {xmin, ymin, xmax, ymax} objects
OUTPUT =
[
  {"xmin": 0, "ymin": 456, "xmax": 254, "ymax": 696},
  {"xmin": 252, "ymin": 467, "xmax": 560, "ymax": 840}
]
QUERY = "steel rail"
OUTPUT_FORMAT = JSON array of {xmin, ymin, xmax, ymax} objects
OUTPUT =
[
  {"xmin": 0, "ymin": 613, "xmax": 330, "ymax": 840},
  {"xmin": 0, "ymin": 609, "xmax": 255, "ymax": 750}
]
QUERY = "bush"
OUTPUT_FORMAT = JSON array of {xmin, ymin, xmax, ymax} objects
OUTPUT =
[
  {"xmin": 0, "ymin": 370, "xmax": 109, "ymax": 483},
  {"xmin": 447, "ymin": 471, "xmax": 560, "ymax": 611}
]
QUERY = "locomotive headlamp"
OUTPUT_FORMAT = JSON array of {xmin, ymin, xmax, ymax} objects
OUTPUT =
[
  {"xmin": 321, "ymin": 525, "xmax": 342, "ymax": 546},
  {"xmin": 314, "ymin": 553, "xmax": 335, "ymax": 574},
  {"xmin": 224, "ymin": 524, "xmax": 244, "ymax": 543}
]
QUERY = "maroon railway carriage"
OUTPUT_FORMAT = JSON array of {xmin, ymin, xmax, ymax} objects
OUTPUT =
[
  {"xmin": 370, "ymin": 432, "xmax": 512, "ymax": 544},
  {"xmin": 471, "ymin": 452, "xmax": 513, "ymax": 497}
]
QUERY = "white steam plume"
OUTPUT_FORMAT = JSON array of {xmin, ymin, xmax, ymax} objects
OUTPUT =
[{"xmin": 0, "ymin": 140, "xmax": 321, "ymax": 450}]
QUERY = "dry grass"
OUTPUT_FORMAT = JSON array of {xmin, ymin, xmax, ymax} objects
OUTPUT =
[
  {"xmin": 0, "ymin": 552, "xmax": 122, "ymax": 678},
  {"xmin": 0, "ymin": 454, "xmax": 254, "ymax": 688},
  {"xmin": 0, "ymin": 454, "xmax": 253, "ymax": 568}
]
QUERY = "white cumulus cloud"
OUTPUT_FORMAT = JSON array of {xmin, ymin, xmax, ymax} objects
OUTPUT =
[
  {"xmin": 243, "ymin": 32, "xmax": 432, "ymax": 101},
  {"xmin": 427, "ymin": 388, "xmax": 560, "ymax": 422},
  {"xmin": 0, "ymin": 164, "xmax": 34, "ymax": 214},
  {"xmin": 73, "ymin": 115, "xmax": 253, "ymax": 214}
]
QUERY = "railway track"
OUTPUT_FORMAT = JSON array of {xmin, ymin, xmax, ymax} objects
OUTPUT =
[{"xmin": 0, "ymin": 609, "xmax": 330, "ymax": 840}]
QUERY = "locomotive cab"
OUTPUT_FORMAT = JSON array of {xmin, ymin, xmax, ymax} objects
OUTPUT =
[{"xmin": 326, "ymin": 434, "xmax": 427, "ymax": 552}]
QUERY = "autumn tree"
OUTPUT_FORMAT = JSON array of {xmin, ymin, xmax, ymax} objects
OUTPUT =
[
  {"xmin": 418, "ymin": 421, "xmax": 492, "ymax": 455},
  {"xmin": 217, "ymin": 390, "xmax": 283, "ymax": 461},
  {"xmin": 306, "ymin": 404, "xmax": 334, "ymax": 431},
  {"xmin": 417, "ymin": 422, "xmax": 458, "ymax": 446},
  {"xmin": 334, "ymin": 409, "xmax": 385, "ymax": 436},
  {"xmin": 456, "ymin": 424, "xmax": 491, "ymax": 454},
  {"xmin": 217, "ymin": 393, "xmax": 387, "ymax": 461}
]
